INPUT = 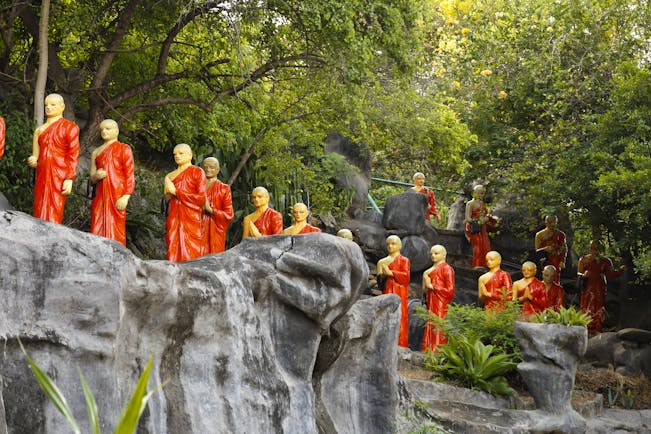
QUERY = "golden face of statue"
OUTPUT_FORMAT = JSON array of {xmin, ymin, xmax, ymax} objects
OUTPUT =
[
  {"xmin": 173, "ymin": 146, "xmax": 193, "ymax": 166},
  {"xmin": 485, "ymin": 252, "xmax": 501, "ymax": 269},
  {"xmin": 203, "ymin": 160, "xmax": 220, "ymax": 178},
  {"xmin": 521, "ymin": 263, "xmax": 537, "ymax": 279},
  {"xmin": 292, "ymin": 204, "xmax": 308, "ymax": 223},
  {"xmin": 44, "ymin": 95, "xmax": 65, "ymax": 118},
  {"xmin": 100, "ymin": 121, "xmax": 119, "ymax": 142},
  {"xmin": 386, "ymin": 237, "xmax": 402, "ymax": 254},
  {"xmin": 430, "ymin": 247, "xmax": 446, "ymax": 264},
  {"xmin": 251, "ymin": 190, "xmax": 269, "ymax": 208}
]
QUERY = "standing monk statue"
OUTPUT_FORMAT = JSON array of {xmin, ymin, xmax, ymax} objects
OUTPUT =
[
  {"xmin": 241, "ymin": 187, "xmax": 283, "ymax": 239},
  {"xmin": 542, "ymin": 265, "xmax": 564, "ymax": 311},
  {"xmin": 27, "ymin": 93, "xmax": 80, "ymax": 223},
  {"xmin": 535, "ymin": 215, "xmax": 567, "ymax": 284},
  {"xmin": 377, "ymin": 235, "xmax": 411, "ymax": 348},
  {"xmin": 478, "ymin": 251, "xmax": 513, "ymax": 312},
  {"xmin": 283, "ymin": 202, "xmax": 321, "ymax": 235},
  {"xmin": 201, "ymin": 157, "xmax": 233, "ymax": 254},
  {"xmin": 164, "ymin": 144, "xmax": 206, "ymax": 262},
  {"xmin": 89, "ymin": 120, "xmax": 135, "ymax": 246},
  {"xmin": 421, "ymin": 245, "xmax": 455, "ymax": 352},
  {"xmin": 0, "ymin": 115, "xmax": 5, "ymax": 160},
  {"xmin": 410, "ymin": 172, "xmax": 440, "ymax": 222},
  {"xmin": 513, "ymin": 261, "xmax": 546, "ymax": 318},
  {"xmin": 577, "ymin": 240, "xmax": 625, "ymax": 333},
  {"xmin": 465, "ymin": 185, "xmax": 495, "ymax": 268}
]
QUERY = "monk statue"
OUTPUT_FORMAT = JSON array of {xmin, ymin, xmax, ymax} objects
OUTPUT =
[
  {"xmin": 513, "ymin": 261, "xmax": 546, "ymax": 318},
  {"xmin": 535, "ymin": 215, "xmax": 567, "ymax": 284},
  {"xmin": 241, "ymin": 187, "xmax": 283, "ymax": 239},
  {"xmin": 542, "ymin": 265, "xmax": 564, "ymax": 311},
  {"xmin": 410, "ymin": 172, "xmax": 440, "ymax": 222},
  {"xmin": 478, "ymin": 251, "xmax": 513, "ymax": 311},
  {"xmin": 283, "ymin": 202, "xmax": 321, "ymax": 235},
  {"xmin": 201, "ymin": 157, "xmax": 233, "ymax": 254},
  {"xmin": 89, "ymin": 120, "xmax": 135, "ymax": 246},
  {"xmin": 336, "ymin": 228, "xmax": 353, "ymax": 241},
  {"xmin": 421, "ymin": 245, "xmax": 455, "ymax": 352},
  {"xmin": 0, "ymin": 115, "xmax": 5, "ymax": 160},
  {"xmin": 377, "ymin": 235, "xmax": 411, "ymax": 348},
  {"xmin": 465, "ymin": 184, "xmax": 495, "ymax": 268},
  {"xmin": 27, "ymin": 93, "xmax": 80, "ymax": 223},
  {"xmin": 577, "ymin": 240, "xmax": 625, "ymax": 333},
  {"xmin": 164, "ymin": 144, "xmax": 206, "ymax": 262}
]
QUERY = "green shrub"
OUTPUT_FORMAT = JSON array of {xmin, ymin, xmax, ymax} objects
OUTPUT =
[
  {"xmin": 532, "ymin": 306, "xmax": 592, "ymax": 327},
  {"xmin": 424, "ymin": 334, "xmax": 516, "ymax": 397}
]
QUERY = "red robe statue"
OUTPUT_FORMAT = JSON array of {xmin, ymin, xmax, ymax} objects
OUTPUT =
[
  {"xmin": 254, "ymin": 207, "xmax": 283, "ymax": 236},
  {"xmin": 579, "ymin": 255, "xmax": 624, "ymax": 333},
  {"xmin": 421, "ymin": 262, "xmax": 455, "ymax": 352},
  {"xmin": 0, "ymin": 116, "xmax": 5, "ymax": 160},
  {"xmin": 166, "ymin": 166, "xmax": 206, "ymax": 262},
  {"xmin": 383, "ymin": 255, "xmax": 411, "ymax": 348},
  {"xmin": 483, "ymin": 269, "xmax": 512, "ymax": 312},
  {"xmin": 539, "ymin": 230, "xmax": 567, "ymax": 283},
  {"xmin": 417, "ymin": 187, "xmax": 439, "ymax": 221},
  {"xmin": 297, "ymin": 224, "xmax": 321, "ymax": 234},
  {"xmin": 546, "ymin": 283, "xmax": 564, "ymax": 311},
  {"xmin": 90, "ymin": 141, "xmax": 135, "ymax": 246},
  {"xmin": 202, "ymin": 180, "xmax": 234, "ymax": 254},
  {"xmin": 33, "ymin": 118, "xmax": 80, "ymax": 223},
  {"xmin": 520, "ymin": 279, "xmax": 547, "ymax": 317},
  {"xmin": 465, "ymin": 203, "xmax": 491, "ymax": 268}
]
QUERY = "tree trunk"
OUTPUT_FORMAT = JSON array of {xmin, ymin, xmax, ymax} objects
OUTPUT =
[{"xmin": 33, "ymin": 0, "xmax": 50, "ymax": 127}]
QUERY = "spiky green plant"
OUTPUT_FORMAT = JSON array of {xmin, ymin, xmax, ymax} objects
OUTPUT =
[
  {"xmin": 19, "ymin": 338, "xmax": 161, "ymax": 434},
  {"xmin": 425, "ymin": 334, "xmax": 516, "ymax": 397},
  {"xmin": 532, "ymin": 306, "xmax": 592, "ymax": 327}
]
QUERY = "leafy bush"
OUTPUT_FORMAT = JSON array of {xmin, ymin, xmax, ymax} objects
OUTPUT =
[
  {"xmin": 424, "ymin": 334, "xmax": 516, "ymax": 397},
  {"xmin": 532, "ymin": 306, "xmax": 592, "ymax": 327},
  {"xmin": 417, "ymin": 301, "xmax": 522, "ymax": 362}
]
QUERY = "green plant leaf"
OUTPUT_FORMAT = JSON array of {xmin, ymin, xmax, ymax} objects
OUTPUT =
[
  {"xmin": 18, "ymin": 338, "xmax": 81, "ymax": 434},
  {"xmin": 114, "ymin": 357, "xmax": 154, "ymax": 434},
  {"xmin": 78, "ymin": 366, "xmax": 101, "ymax": 434}
]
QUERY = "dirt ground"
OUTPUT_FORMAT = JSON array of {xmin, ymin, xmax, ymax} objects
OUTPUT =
[{"xmin": 400, "ymin": 366, "xmax": 651, "ymax": 410}]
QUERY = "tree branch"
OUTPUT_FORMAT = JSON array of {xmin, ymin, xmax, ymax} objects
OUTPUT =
[{"xmin": 119, "ymin": 97, "xmax": 211, "ymax": 118}]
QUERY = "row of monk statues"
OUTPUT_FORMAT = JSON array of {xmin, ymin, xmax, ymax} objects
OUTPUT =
[
  {"xmin": 380, "ymin": 235, "xmax": 623, "ymax": 352},
  {"xmin": 2, "ymin": 94, "xmax": 625, "ymax": 343}
]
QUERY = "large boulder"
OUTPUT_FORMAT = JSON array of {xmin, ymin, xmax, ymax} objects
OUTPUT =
[
  {"xmin": 0, "ymin": 210, "xmax": 385, "ymax": 434},
  {"xmin": 382, "ymin": 191, "xmax": 428, "ymax": 235}
]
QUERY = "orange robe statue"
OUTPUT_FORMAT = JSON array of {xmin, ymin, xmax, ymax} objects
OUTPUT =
[
  {"xmin": 482, "ymin": 269, "xmax": 512, "ymax": 311},
  {"xmin": 466, "ymin": 202, "xmax": 491, "ymax": 268},
  {"xmin": 90, "ymin": 141, "xmax": 135, "ymax": 245},
  {"xmin": 33, "ymin": 118, "xmax": 80, "ymax": 223},
  {"xmin": 536, "ymin": 217, "xmax": 567, "ymax": 284},
  {"xmin": 297, "ymin": 224, "xmax": 321, "ymax": 234},
  {"xmin": 520, "ymin": 279, "xmax": 547, "ymax": 317},
  {"xmin": 202, "ymin": 180, "xmax": 234, "ymax": 254},
  {"xmin": 547, "ymin": 283, "xmax": 564, "ymax": 311},
  {"xmin": 383, "ymin": 254, "xmax": 411, "ymax": 348},
  {"xmin": 421, "ymin": 262, "xmax": 455, "ymax": 351},
  {"xmin": 254, "ymin": 208, "xmax": 283, "ymax": 236},
  {"xmin": 0, "ymin": 116, "xmax": 5, "ymax": 160},
  {"xmin": 578, "ymin": 248, "xmax": 624, "ymax": 333},
  {"xmin": 166, "ymin": 165, "xmax": 206, "ymax": 262}
]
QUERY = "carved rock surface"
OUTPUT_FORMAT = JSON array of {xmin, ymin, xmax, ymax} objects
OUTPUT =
[
  {"xmin": 514, "ymin": 322, "xmax": 587, "ymax": 433},
  {"xmin": 314, "ymin": 295, "xmax": 400, "ymax": 434},
  {"xmin": 382, "ymin": 191, "xmax": 427, "ymax": 235},
  {"xmin": 0, "ymin": 211, "xmax": 375, "ymax": 433}
]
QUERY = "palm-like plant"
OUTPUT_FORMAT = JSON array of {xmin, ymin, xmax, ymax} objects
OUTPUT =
[{"xmin": 427, "ymin": 334, "xmax": 516, "ymax": 397}]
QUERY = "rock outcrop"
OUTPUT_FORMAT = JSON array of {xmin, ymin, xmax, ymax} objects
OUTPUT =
[{"xmin": 0, "ymin": 210, "xmax": 398, "ymax": 433}]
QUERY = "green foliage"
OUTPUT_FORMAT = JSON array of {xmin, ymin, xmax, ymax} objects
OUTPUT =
[
  {"xmin": 0, "ymin": 108, "xmax": 34, "ymax": 213},
  {"xmin": 424, "ymin": 334, "xmax": 516, "ymax": 397},
  {"xmin": 19, "ymin": 338, "xmax": 159, "ymax": 434},
  {"xmin": 418, "ymin": 302, "xmax": 522, "ymax": 361},
  {"xmin": 533, "ymin": 306, "xmax": 592, "ymax": 327}
]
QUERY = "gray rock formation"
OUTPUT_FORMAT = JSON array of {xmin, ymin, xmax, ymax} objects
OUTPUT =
[
  {"xmin": 314, "ymin": 295, "xmax": 400, "ymax": 434},
  {"xmin": 584, "ymin": 329, "xmax": 651, "ymax": 378},
  {"xmin": 514, "ymin": 322, "xmax": 588, "ymax": 433},
  {"xmin": 0, "ymin": 192, "xmax": 11, "ymax": 211},
  {"xmin": 382, "ymin": 191, "xmax": 427, "ymax": 235},
  {"xmin": 0, "ymin": 210, "xmax": 394, "ymax": 434}
]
